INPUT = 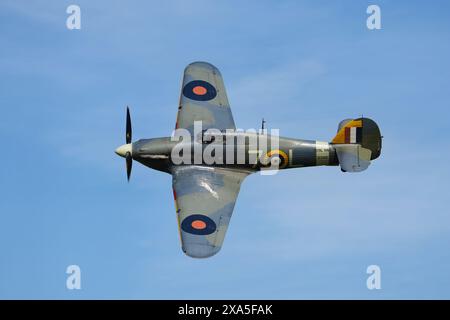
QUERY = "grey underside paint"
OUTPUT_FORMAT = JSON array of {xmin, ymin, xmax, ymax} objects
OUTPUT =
[
  {"xmin": 172, "ymin": 165, "xmax": 248, "ymax": 258},
  {"xmin": 124, "ymin": 61, "xmax": 383, "ymax": 259}
]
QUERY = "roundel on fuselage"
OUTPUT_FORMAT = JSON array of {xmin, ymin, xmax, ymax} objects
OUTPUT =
[{"xmin": 262, "ymin": 149, "xmax": 289, "ymax": 169}]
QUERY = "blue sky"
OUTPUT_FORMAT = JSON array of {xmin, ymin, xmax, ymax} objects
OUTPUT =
[{"xmin": 1, "ymin": 0, "xmax": 450, "ymax": 299}]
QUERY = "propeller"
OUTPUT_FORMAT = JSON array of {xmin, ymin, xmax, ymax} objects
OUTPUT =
[
  {"xmin": 126, "ymin": 151, "xmax": 132, "ymax": 181},
  {"xmin": 115, "ymin": 106, "xmax": 133, "ymax": 181},
  {"xmin": 126, "ymin": 107, "xmax": 132, "ymax": 144},
  {"xmin": 125, "ymin": 107, "xmax": 132, "ymax": 181}
]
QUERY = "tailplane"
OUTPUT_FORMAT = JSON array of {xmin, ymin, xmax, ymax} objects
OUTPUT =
[{"xmin": 331, "ymin": 117, "xmax": 382, "ymax": 172}]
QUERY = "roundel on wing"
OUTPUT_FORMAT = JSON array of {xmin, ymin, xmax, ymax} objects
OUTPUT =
[
  {"xmin": 181, "ymin": 214, "xmax": 217, "ymax": 235},
  {"xmin": 182, "ymin": 80, "xmax": 217, "ymax": 101}
]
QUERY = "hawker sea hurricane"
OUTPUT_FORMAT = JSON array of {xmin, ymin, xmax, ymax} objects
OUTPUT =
[{"xmin": 115, "ymin": 62, "xmax": 382, "ymax": 258}]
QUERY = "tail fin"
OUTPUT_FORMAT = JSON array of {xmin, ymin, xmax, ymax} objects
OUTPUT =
[{"xmin": 331, "ymin": 117, "xmax": 382, "ymax": 172}]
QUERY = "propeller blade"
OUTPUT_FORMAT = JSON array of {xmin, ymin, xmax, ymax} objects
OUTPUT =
[
  {"xmin": 126, "ymin": 106, "xmax": 132, "ymax": 144},
  {"xmin": 126, "ymin": 152, "xmax": 132, "ymax": 181}
]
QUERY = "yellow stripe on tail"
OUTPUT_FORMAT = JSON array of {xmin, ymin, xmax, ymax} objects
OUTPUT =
[{"xmin": 331, "ymin": 119, "xmax": 362, "ymax": 144}]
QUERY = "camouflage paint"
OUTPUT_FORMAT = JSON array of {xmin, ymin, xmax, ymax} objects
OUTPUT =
[{"xmin": 120, "ymin": 62, "xmax": 381, "ymax": 258}]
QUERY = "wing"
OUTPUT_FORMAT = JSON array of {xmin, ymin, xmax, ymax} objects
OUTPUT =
[
  {"xmin": 172, "ymin": 166, "xmax": 248, "ymax": 258},
  {"xmin": 175, "ymin": 61, "xmax": 236, "ymax": 134}
]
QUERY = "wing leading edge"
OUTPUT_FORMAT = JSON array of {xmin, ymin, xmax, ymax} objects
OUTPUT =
[{"xmin": 172, "ymin": 166, "xmax": 248, "ymax": 258}]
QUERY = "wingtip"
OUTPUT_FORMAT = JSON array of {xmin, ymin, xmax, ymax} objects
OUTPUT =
[
  {"xmin": 182, "ymin": 244, "xmax": 221, "ymax": 259},
  {"xmin": 185, "ymin": 61, "xmax": 221, "ymax": 74}
]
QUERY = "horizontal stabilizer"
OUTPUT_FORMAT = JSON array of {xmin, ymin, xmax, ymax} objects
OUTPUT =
[{"xmin": 335, "ymin": 144, "xmax": 371, "ymax": 172}]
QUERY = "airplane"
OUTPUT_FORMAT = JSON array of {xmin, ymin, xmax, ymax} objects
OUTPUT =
[{"xmin": 115, "ymin": 61, "xmax": 382, "ymax": 258}]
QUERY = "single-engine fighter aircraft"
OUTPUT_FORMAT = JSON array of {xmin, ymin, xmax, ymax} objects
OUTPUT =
[{"xmin": 115, "ymin": 61, "xmax": 382, "ymax": 258}]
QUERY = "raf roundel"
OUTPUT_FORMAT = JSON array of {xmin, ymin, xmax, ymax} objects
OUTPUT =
[
  {"xmin": 181, "ymin": 214, "xmax": 217, "ymax": 235},
  {"xmin": 182, "ymin": 80, "xmax": 217, "ymax": 101},
  {"xmin": 262, "ymin": 149, "xmax": 289, "ymax": 169}
]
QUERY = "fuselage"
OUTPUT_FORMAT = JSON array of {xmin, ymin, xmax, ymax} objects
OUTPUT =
[{"xmin": 128, "ymin": 132, "xmax": 339, "ymax": 174}]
